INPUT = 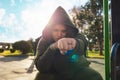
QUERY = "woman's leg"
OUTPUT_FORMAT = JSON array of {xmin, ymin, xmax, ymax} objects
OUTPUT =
[
  {"xmin": 75, "ymin": 67, "xmax": 103, "ymax": 80},
  {"xmin": 34, "ymin": 72, "xmax": 56, "ymax": 80}
]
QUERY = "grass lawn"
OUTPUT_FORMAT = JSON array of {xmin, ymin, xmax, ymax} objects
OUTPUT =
[
  {"xmin": 0, "ymin": 50, "xmax": 104, "ymax": 58},
  {"xmin": 87, "ymin": 50, "xmax": 104, "ymax": 59},
  {"xmin": 0, "ymin": 50, "xmax": 22, "ymax": 56}
]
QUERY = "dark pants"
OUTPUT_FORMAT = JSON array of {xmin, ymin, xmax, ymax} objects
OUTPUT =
[
  {"xmin": 34, "ymin": 67, "xmax": 103, "ymax": 80},
  {"xmin": 34, "ymin": 73, "xmax": 56, "ymax": 80}
]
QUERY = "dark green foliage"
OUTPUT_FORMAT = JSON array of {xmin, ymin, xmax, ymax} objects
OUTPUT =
[
  {"xmin": 13, "ymin": 40, "xmax": 32, "ymax": 54},
  {"xmin": 27, "ymin": 38, "xmax": 34, "ymax": 53},
  {"xmin": 70, "ymin": 0, "xmax": 104, "ymax": 55},
  {"xmin": 10, "ymin": 49, "xmax": 15, "ymax": 53},
  {"xmin": 0, "ymin": 49, "xmax": 4, "ymax": 53}
]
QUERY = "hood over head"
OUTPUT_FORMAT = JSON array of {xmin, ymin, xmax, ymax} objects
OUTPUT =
[{"xmin": 42, "ymin": 6, "xmax": 79, "ymax": 42}]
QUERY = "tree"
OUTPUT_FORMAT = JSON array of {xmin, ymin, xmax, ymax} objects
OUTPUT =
[
  {"xmin": 0, "ymin": 49, "xmax": 4, "ymax": 53},
  {"xmin": 10, "ymin": 49, "xmax": 15, "ymax": 53},
  {"xmin": 27, "ymin": 38, "xmax": 34, "ymax": 53},
  {"xmin": 70, "ymin": 0, "xmax": 103, "ymax": 55},
  {"xmin": 13, "ymin": 40, "xmax": 32, "ymax": 54}
]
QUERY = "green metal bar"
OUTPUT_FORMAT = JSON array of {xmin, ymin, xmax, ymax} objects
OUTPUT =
[{"xmin": 103, "ymin": 0, "xmax": 110, "ymax": 80}]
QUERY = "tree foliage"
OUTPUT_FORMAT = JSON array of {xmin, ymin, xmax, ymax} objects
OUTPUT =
[
  {"xmin": 0, "ymin": 49, "xmax": 4, "ymax": 53},
  {"xmin": 10, "ymin": 49, "xmax": 15, "ymax": 53},
  {"xmin": 27, "ymin": 38, "xmax": 34, "ymax": 52},
  {"xmin": 70, "ymin": 0, "xmax": 103, "ymax": 55},
  {"xmin": 13, "ymin": 40, "xmax": 32, "ymax": 54}
]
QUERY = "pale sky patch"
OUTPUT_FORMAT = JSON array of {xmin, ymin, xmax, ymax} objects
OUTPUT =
[
  {"xmin": 0, "ymin": 0, "xmax": 88, "ymax": 42},
  {"xmin": 0, "ymin": 34, "xmax": 8, "ymax": 42},
  {"xmin": 0, "ymin": 8, "xmax": 6, "ymax": 24},
  {"xmin": 11, "ymin": 0, "xmax": 16, "ymax": 7},
  {"xmin": 1, "ymin": 13, "xmax": 17, "ymax": 28}
]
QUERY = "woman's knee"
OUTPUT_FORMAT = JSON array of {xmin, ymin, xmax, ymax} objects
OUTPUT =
[{"xmin": 34, "ymin": 73, "xmax": 56, "ymax": 80}]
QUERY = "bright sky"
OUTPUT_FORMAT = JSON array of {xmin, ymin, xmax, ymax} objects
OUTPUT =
[{"xmin": 0, "ymin": 0, "xmax": 88, "ymax": 43}]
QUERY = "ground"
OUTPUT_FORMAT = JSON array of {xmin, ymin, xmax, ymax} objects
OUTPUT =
[
  {"xmin": 88, "ymin": 58, "xmax": 105, "ymax": 80},
  {"xmin": 0, "ymin": 56, "xmax": 105, "ymax": 80}
]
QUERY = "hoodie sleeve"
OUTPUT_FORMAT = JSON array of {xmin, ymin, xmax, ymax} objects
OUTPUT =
[
  {"xmin": 74, "ymin": 33, "xmax": 88, "ymax": 55},
  {"xmin": 34, "ymin": 38, "xmax": 57, "ymax": 73}
]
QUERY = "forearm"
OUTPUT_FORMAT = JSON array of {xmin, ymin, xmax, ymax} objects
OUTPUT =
[
  {"xmin": 74, "ymin": 39, "xmax": 86, "ymax": 55},
  {"xmin": 74, "ymin": 34, "xmax": 88, "ymax": 55}
]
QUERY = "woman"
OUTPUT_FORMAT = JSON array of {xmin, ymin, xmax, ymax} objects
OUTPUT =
[{"xmin": 34, "ymin": 6, "xmax": 103, "ymax": 80}]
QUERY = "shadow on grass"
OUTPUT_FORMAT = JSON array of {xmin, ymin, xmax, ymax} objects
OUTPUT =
[
  {"xmin": 0, "ymin": 55, "xmax": 28, "ymax": 62},
  {"xmin": 89, "ymin": 59, "xmax": 104, "ymax": 65}
]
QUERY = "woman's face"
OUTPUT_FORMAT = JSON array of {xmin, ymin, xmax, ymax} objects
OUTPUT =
[{"xmin": 52, "ymin": 24, "xmax": 67, "ymax": 41}]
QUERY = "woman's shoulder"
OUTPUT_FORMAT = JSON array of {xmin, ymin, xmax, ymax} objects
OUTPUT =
[
  {"xmin": 75, "ymin": 33, "xmax": 86, "ymax": 39},
  {"xmin": 37, "ymin": 36, "xmax": 52, "ymax": 46}
]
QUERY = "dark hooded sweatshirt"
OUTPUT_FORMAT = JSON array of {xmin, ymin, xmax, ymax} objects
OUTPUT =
[{"xmin": 34, "ymin": 6, "xmax": 103, "ymax": 80}]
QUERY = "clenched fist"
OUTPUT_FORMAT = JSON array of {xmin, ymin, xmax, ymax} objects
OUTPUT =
[{"xmin": 53, "ymin": 38, "xmax": 76, "ymax": 55}]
